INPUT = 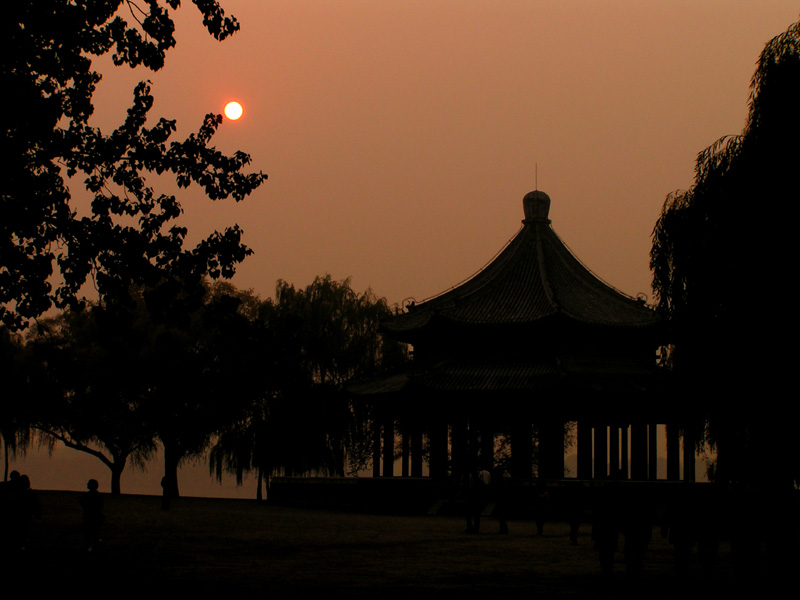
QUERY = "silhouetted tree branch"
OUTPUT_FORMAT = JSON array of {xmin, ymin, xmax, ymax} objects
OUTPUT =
[{"xmin": 2, "ymin": 0, "xmax": 265, "ymax": 330}]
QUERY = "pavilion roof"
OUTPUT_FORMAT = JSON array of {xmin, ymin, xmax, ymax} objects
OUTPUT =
[{"xmin": 383, "ymin": 191, "xmax": 660, "ymax": 338}]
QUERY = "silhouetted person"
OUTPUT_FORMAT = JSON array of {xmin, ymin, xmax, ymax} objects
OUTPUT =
[
  {"xmin": 461, "ymin": 470, "xmax": 475, "ymax": 533},
  {"xmin": 460, "ymin": 466, "xmax": 489, "ymax": 534},
  {"xmin": 729, "ymin": 487, "xmax": 762, "ymax": 580},
  {"xmin": 761, "ymin": 485, "xmax": 799, "ymax": 592},
  {"xmin": 697, "ymin": 485, "xmax": 725, "ymax": 576},
  {"xmin": 763, "ymin": 485, "xmax": 798, "ymax": 582},
  {"xmin": 662, "ymin": 489, "xmax": 697, "ymax": 575},
  {"xmin": 80, "ymin": 479, "xmax": 104, "ymax": 552},
  {"xmin": 491, "ymin": 467, "xmax": 509, "ymax": 534},
  {"xmin": 1, "ymin": 471, "xmax": 22, "ymax": 554},
  {"xmin": 565, "ymin": 481, "xmax": 585, "ymax": 545},
  {"xmin": 9, "ymin": 474, "xmax": 40, "ymax": 551},
  {"xmin": 592, "ymin": 488, "xmax": 619, "ymax": 576},
  {"xmin": 474, "ymin": 467, "xmax": 491, "ymax": 533},
  {"xmin": 0, "ymin": 470, "xmax": 21, "ymax": 500},
  {"xmin": 620, "ymin": 490, "xmax": 651, "ymax": 579},
  {"xmin": 532, "ymin": 482, "xmax": 549, "ymax": 535},
  {"xmin": 0, "ymin": 470, "xmax": 21, "ymax": 492}
]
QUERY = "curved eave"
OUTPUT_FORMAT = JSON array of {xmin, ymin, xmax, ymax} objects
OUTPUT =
[
  {"xmin": 350, "ymin": 356, "xmax": 675, "ymax": 421},
  {"xmin": 382, "ymin": 220, "xmax": 660, "ymax": 338},
  {"xmin": 411, "ymin": 356, "xmax": 669, "ymax": 394}
]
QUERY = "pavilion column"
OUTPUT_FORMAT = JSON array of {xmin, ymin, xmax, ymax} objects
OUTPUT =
[
  {"xmin": 429, "ymin": 420, "xmax": 449, "ymax": 479},
  {"xmin": 511, "ymin": 422, "xmax": 533, "ymax": 480},
  {"xmin": 382, "ymin": 413, "xmax": 394, "ymax": 477},
  {"xmin": 594, "ymin": 425, "xmax": 608, "ymax": 479},
  {"xmin": 630, "ymin": 423, "xmax": 648, "ymax": 480},
  {"xmin": 372, "ymin": 417, "xmax": 381, "ymax": 478},
  {"xmin": 683, "ymin": 426, "xmax": 696, "ymax": 483},
  {"xmin": 666, "ymin": 423, "xmax": 680, "ymax": 481},
  {"xmin": 480, "ymin": 425, "xmax": 494, "ymax": 470},
  {"xmin": 451, "ymin": 419, "xmax": 469, "ymax": 476},
  {"xmin": 401, "ymin": 424, "xmax": 410, "ymax": 477},
  {"xmin": 552, "ymin": 420, "xmax": 565, "ymax": 478},
  {"xmin": 649, "ymin": 423, "xmax": 658, "ymax": 480},
  {"xmin": 620, "ymin": 424, "xmax": 629, "ymax": 479},
  {"xmin": 538, "ymin": 419, "xmax": 565, "ymax": 479},
  {"xmin": 411, "ymin": 423, "xmax": 424, "ymax": 477},
  {"xmin": 577, "ymin": 420, "xmax": 593, "ymax": 479},
  {"xmin": 609, "ymin": 425, "xmax": 621, "ymax": 479}
]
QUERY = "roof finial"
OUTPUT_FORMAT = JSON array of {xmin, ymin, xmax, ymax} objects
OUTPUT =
[{"xmin": 522, "ymin": 189, "xmax": 551, "ymax": 223}]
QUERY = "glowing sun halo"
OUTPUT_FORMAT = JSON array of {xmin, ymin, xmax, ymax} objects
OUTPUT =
[{"xmin": 224, "ymin": 101, "xmax": 243, "ymax": 120}]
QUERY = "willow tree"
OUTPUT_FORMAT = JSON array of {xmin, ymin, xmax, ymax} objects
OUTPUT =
[
  {"xmin": 267, "ymin": 276, "xmax": 408, "ymax": 478},
  {"xmin": 26, "ymin": 304, "xmax": 157, "ymax": 495},
  {"xmin": 210, "ymin": 276, "xmax": 408, "ymax": 499},
  {"xmin": 1, "ymin": 327, "xmax": 32, "ymax": 481},
  {"xmin": 24, "ymin": 280, "xmax": 265, "ymax": 498},
  {"xmin": 650, "ymin": 20, "xmax": 799, "ymax": 487}
]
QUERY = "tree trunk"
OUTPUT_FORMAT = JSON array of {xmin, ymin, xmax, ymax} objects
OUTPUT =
[
  {"xmin": 161, "ymin": 443, "xmax": 181, "ymax": 510},
  {"xmin": 256, "ymin": 467, "xmax": 263, "ymax": 501},
  {"xmin": 110, "ymin": 459, "xmax": 126, "ymax": 495}
]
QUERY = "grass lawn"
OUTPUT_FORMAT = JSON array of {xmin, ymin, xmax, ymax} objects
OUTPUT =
[{"xmin": 5, "ymin": 490, "xmax": 783, "ymax": 598}]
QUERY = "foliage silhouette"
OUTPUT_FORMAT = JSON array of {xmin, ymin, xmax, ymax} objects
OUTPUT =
[
  {"xmin": 25, "ymin": 280, "xmax": 266, "ymax": 498},
  {"xmin": 210, "ymin": 275, "xmax": 408, "ymax": 498},
  {"xmin": 1, "ymin": 0, "xmax": 265, "ymax": 331},
  {"xmin": 650, "ymin": 20, "xmax": 799, "ymax": 487},
  {"xmin": 26, "ymin": 302, "xmax": 157, "ymax": 494},
  {"xmin": 1, "ymin": 327, "xmax": 32, "ymax": 481},
  {"xmin": 144, "ymin": 279, "xmax": 266, "ymax": 507}
]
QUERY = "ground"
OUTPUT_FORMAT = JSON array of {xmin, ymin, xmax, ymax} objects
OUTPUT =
[{"xmin": 4, "ymin": 491, "xmax": 786, "ymax": 598}]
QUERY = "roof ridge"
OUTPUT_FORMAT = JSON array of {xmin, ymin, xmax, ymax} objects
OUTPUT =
[
  {"xmin": 415, "ymin": 224, "xmax": 524, "ymax": 306},
  {"xmin": 536, "ymin": 223, "xmax": 561, "ymax": 312}
]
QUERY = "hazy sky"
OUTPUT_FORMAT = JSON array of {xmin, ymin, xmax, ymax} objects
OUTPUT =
[
  {"xmin": 13, "ymin": 1, "xmax": 799, "ymax": 497},
  {"xmin": 89, "ymin": 0, "xmax": 799, "ymax": 306}
]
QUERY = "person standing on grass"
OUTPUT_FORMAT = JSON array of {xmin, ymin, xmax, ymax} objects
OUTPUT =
[
  {"xmin": 492, "ymin": 467, "xmax": 510, "ymax": 534},
  {"xmin": 10, "ymin": 474, "xmax": 40, "ymax": 551},
  {"xmin": 80, "ymin": 479, "xmax": 104, "ymax": 552},
  {"xmin": 592, "ymin": 488, "xmax": 619, "ymax": 577},
  {"xmin": 565, "ymin": 481, "xmax": 586, "ymax": 545},
  {"xmin": 461, "ymin": 468, "xmax": 478, "ymax": 533},
  {"xmin": 532, "ymin": 482, "xmax": 550, "ymax": 536}
]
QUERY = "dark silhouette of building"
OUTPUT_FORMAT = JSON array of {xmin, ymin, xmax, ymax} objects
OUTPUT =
[{"xmin": 354, "ymin": 191, "xmax": 689, "ymax": 482}]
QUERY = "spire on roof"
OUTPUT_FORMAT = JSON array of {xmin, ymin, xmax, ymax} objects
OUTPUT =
[{"xmin": 522, "ymin": 190, "xmax": 551, "ymax": 223}]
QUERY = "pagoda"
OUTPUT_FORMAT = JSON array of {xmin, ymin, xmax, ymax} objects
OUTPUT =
[{"xmin": 354, "ymin": 191, "xmax": 686, "ymax": 481}]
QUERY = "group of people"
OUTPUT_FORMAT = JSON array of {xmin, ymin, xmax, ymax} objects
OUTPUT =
[
  {"xmin": 458, "ymin": 473, "xmax": 783, "ymax": 580},
  {"xmin": 590, "ymin": 487, "xmax": 652, "ymax": 578},
  {"xmin": 458, "ymin": 472, "xmax": 655, "ymax": 578},
  {"xmin": 1, "ymin": 471, "xmax": 104, "ymax": 552},
  {"xmin": 461, "ymin": 467, "xmax": 534, "ymax": 535}
]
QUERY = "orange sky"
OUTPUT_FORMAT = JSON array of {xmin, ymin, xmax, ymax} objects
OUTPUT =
[
  {"xmin": 88, "ymin": 1, "xmax": 799, "ymax": 307},
  {"xmin": 13, "ymin": 1, "xmax": 799, "ymax": 497}
]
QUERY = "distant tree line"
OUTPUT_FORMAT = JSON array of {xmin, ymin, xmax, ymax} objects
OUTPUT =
[
  {"xmin": 1, "ymin": 2, "xmax": 410, "ymax": 502},
  {"xmin": 1, "ymin": 276, "xmax": 407, "ymax": 501}
]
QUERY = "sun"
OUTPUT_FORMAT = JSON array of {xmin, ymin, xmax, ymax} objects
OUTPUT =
[{"xmin": 224, "ymin": 101, "xmax": 243, "ymax": 120}]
